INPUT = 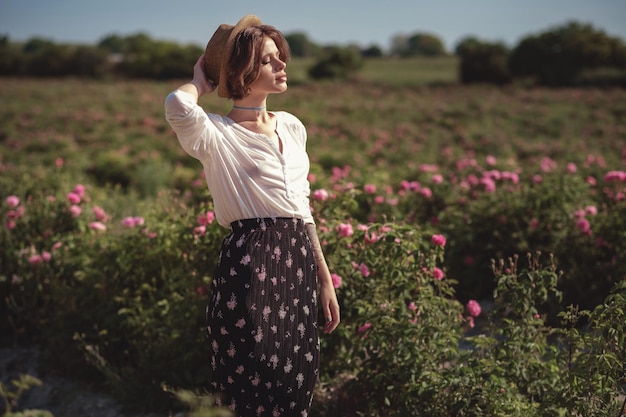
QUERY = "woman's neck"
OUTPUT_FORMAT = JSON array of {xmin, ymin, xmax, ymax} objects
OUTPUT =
[
  {"xmin": 233, "ymin": 104, "xmax": 266, "ymax": 111},
  {"xmin": 228, "ymin": 108, "xmax": 272, "ymax": 124}
]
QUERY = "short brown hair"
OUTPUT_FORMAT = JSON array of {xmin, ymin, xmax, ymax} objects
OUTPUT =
[{"xmin": 224, "ymin": 25, "xmax": 290, "ymax": 100}]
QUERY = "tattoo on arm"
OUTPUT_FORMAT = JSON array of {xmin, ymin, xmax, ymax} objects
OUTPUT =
[{"xmin": 305, "ymin": 223, "xmax": 325, "ymax": 264}]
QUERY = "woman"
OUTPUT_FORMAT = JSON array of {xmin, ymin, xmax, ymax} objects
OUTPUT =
[{"xmin": 164, "ymin": 15, "xmax": 340, "ymax": 417}]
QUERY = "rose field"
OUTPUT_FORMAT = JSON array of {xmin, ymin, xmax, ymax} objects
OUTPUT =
[{"xmin": 1, "ymin": 67, "xmax": 626, "ymax": 416}]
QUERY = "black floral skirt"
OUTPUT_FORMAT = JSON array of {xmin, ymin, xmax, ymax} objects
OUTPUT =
[{"xmin": 207, "ymin": 217, "xmax": 320, "ymax": 417}]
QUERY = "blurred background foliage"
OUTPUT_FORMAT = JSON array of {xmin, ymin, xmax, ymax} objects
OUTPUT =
[{"xmin": 1, "ymin": 20, "xmax": 625, "ymax": 86}]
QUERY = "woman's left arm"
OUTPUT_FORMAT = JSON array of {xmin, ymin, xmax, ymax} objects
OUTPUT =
[{"xmin": 306, "ymin": 223, "xmax": 340, "ymax": 334}]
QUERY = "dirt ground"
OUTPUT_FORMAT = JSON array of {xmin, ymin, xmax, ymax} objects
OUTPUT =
[{"xmin": 0, "ymin": 346, "xmax": 164, "ymax": 417}]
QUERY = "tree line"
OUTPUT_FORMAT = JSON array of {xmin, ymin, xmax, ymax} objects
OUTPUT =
[
  {"xmin": 457, "ymin": 21, "xmax": 626, "ymax": 87},
  {"xmin": 1, "ymin": 20, "xmax": 624, "ymax": 86}
]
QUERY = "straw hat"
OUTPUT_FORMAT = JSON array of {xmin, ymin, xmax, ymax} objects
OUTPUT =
[{"xmin": 203, "ymin": 14, "xmax": 263, "ymax": 98}]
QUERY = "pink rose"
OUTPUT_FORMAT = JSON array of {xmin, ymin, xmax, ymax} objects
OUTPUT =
[
  {"xmin": 604, "ymin": 170, "xmax": 626, "ymax": 182},
  {"xmin": 575, "ymin": 218, "xmax": 591, "ymax": 233},
  {"xmin": 363, "ymin": 184, "xmax": 376, "ymax": 194},
  {"xmin": 567, "ymin": 162, "xmax": 577, "ymax": 174},
  {"xmin": 312, "ymin": 189, "xmax": 329, "ymax": 201},
  {"xmin": 431, "ymin": 234, "xmax": 446, "ymax": 247},
  {"xmin": 419, "ymin": 187, "xmax": 433, "ymax": 199},
  {"xmin": 481, "ymin": 177, "xmax": 496, "ymax": 193},
  {"xmin": 336, "ymin": 223, "xmax": 354, "ymax": 237},
  {"xmin": 466, "ymin": 299, "xmax": 482, "ymax": 317},
  {"xmin": 67, "ymin": 192, "xmax": 81, "ymax": 205},
  {"xmin": 331, "ymin": 273, "xmax": 342, "ymax": 289},
  {"xmin": 92, "ymin": 206, "xmax": 108, "ymax": 222},
  {"xmin": 419, "ymin": 163, "xmax": 439, "ymax": 173},
  {"xmin": 357, "ymin": 322, "xmax": 372, "ymax": 333},
  {"xmin": 540, "ymin": 157, "xmax": 557, "ymax": 173},
  {"xmin": 197, "ymin": 211, "xmax": 215, "ymax": 225},
  {"xmin": 72, "ymin": 184, "xmax": 86, "ymax": 198},
  {"xmin": 122, "ymin": 216, "xmax": 145, "ymax": 227},
  {"xmin": 88, "ymin": 221, "xmax": 107, "ymax": 232},
  {"xmin": 5, "ymin": 195, "xmax": 19, "ymax": 208},
  {"xmin": 28, "ymin": 254, "xmax": 43, "ymax": 265},
  {"xmin": 502, "ymin": 171, "xmax": 519, "ymax": 184},
  {"xmin": 432, "ymin": 267, "xmax": 444, "ymax": 281},
  {"xmin": 122, "ymin": 217, "xmax": 135, "ymax": 227},
  {"xmin": 356, "ymin": 262, "xmax": 370, "ymax": 277},
  {"xmin": 364, "ymin": 231, "xmax": 379, "ymax": 244},
  {"xmin": 69, "ymin": 205, "xmax": 82, "ymax": 218}
]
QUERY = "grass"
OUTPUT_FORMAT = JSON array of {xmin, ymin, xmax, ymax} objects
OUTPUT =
[
  {"xmin": 1, "ymin": 75, "xmax": 624, "ymax": 194},
  {"xmin": 357, "ymin": 55, "xmax": 459, "ymax": 85},
  {"xmin": 286, "ymin": 56, "xmax": 459, "ymax": 85}
]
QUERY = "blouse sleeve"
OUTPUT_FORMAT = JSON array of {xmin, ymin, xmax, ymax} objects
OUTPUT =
[{"xmin": 164, "ymin": 89, "xmax": 214, "ymax": 160}]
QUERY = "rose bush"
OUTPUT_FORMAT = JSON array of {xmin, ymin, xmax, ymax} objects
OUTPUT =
[{"xmin": 1, "ymin": 79, "xmax": 625, "ymax": 415}]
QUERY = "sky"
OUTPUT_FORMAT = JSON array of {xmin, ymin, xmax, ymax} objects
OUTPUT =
[{"xmin": 1, "ymin": 0, "xmax": 625, "ymax": 52}]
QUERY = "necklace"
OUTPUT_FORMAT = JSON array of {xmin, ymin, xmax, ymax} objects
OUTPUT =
[{"xmin": 233, "ymin": 104, "xmax": 266, "ymax": 111}]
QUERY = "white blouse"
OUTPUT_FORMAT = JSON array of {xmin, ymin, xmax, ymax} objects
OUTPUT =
[{"xmin": 164, "ymin": 90, "xmax": 314, "ymax": 228}]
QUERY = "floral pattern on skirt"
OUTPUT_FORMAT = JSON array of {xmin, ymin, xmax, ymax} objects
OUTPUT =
[{"xmin": 207, "ymin": 218, "xmax": 319, "ymax": 417}]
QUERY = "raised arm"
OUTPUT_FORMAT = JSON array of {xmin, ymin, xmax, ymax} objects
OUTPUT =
[
  {"xmin": 164, "ymin": 55, "xmax": 220, "ymax": 160},
  {"xmin": 306, "ymin": 223, "xmax": 340, "ymax": 334}
]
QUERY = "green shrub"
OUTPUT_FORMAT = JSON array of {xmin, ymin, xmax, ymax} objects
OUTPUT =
[
  {"xmin": 3, "ymin": 177, "xmax": 626, "ymax": 415},
  {"xmin": 509, "ymin": 21, "xmax": 626, "ymax": 86},
  {"xmin": 0, "ymin": 175, "xmax": 226, "ymax": 408},
  {"xmin": 405, "ymin": 33, "xmax": 447, "ymax": 57},
  {"xmin": 308, "ymin": 46, "xmax": 364, "ymax": 80},
  {"xmin": 456, "ymin": 38, "xmax": 512, "ymax": 85}
]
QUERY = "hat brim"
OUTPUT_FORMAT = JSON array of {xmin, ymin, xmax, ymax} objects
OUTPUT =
[{"xmin": 216, "ymin": 14, "xmax": 263, "ymax": 98}]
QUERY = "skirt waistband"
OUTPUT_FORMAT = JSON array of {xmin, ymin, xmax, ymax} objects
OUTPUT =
[{"xmin": 230, "ymin": 217, "xmax": 306, "ymax": 232}]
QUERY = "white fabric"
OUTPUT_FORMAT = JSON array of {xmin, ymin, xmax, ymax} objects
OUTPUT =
[{"xmin": 165, "ymin": 89, "xmax": 314, "ymax": 228}]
